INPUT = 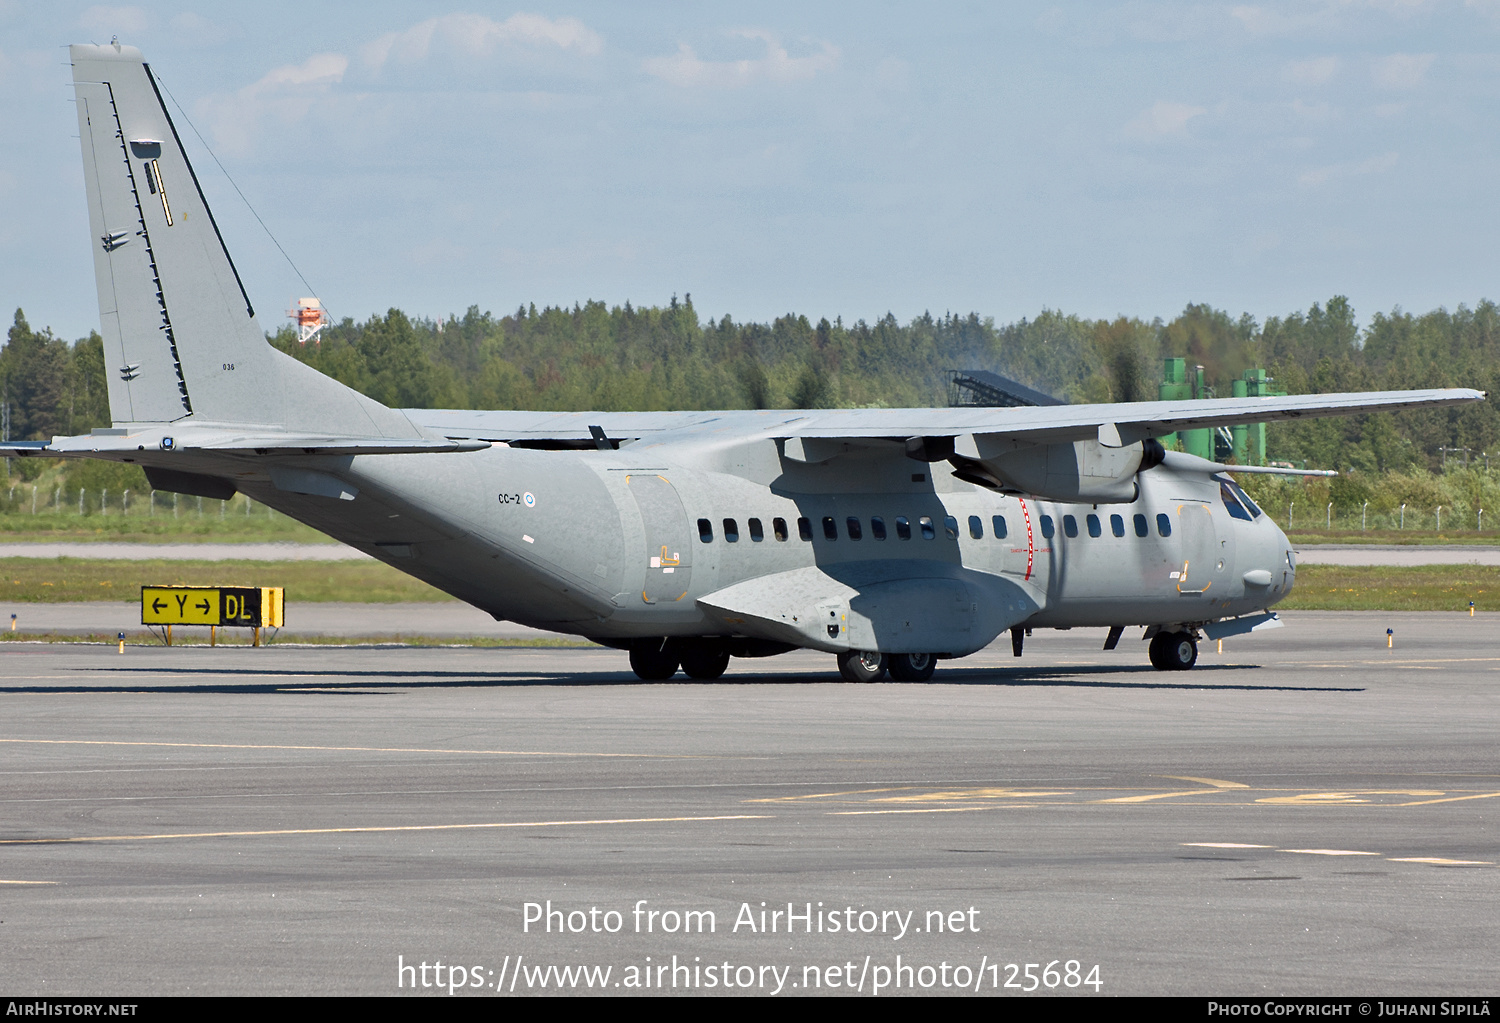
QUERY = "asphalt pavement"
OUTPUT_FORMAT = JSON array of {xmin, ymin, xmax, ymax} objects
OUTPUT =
[{"xmin": 0, "ymin": 611, "xmax": 1495, "ymax": 996}]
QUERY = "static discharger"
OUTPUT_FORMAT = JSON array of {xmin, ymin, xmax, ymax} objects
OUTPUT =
[{"xmin": 141, "ymin": 586, "xmax": 284, "ymax": 646}]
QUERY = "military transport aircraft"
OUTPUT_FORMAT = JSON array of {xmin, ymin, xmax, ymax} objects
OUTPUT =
[{"xmin": 5, "ymin": 43, "xmax": 1483, "ymax": 681}]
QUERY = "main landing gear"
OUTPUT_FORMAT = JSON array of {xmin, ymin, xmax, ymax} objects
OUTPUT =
[
  {"xmin": 625, "ymin": 640, "xmax": 939, "ymax": 683},
  {"xmin": 837, "ymin": 649, "xmax": 887, "ymax": 683},
  {"xmin": 628, "ymin": 643, "xmax": 732, "ymax": 680},
  {"xmin": 836, "ymin": 650, "xmax": 938, "ymax": 683},
  {"xmin": 1148, "ymin": 630, "xmax": 1198, "ymax": 671}
]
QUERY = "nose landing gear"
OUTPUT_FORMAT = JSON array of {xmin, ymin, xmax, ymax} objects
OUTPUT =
[{"xmin": 1148, "ymin": 630, "xmax": 1198, "ymax": 671}]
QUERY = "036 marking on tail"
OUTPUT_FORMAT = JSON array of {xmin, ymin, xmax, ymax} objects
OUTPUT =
[{"xmin": 6, "ymin": 42, "xmax": 1484, "ymax": 681}]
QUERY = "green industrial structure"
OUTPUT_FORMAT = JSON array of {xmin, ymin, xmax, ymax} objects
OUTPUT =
[{"xmin": 1158, "ymin": 358, "xmax": 1284, "ymax": 466}]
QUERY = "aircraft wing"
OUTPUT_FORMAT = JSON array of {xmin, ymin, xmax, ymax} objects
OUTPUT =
[
  {"xmin": 405, "ymin": 387, "xmax": 1483, "ymax": 447},
  {"xmin": 3, "ymin": 388, "xmax": 1479, "ymax": 460}
]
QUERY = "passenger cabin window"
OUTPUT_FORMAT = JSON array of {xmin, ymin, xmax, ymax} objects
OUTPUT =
[
  {"xmin": 822, "ymin": 516, "xmax": 838, "ymax": 540},
  {"xmin": 1110, "ymin": 514, "xmax": 1125, "ymax": 537},
  {"xmin": 919, "ymin": 516, "xmax": 936, "ymax": 540},
  {"xmin": 846, "ymin": 516, "xmax": 863, "ymax": 540},
  {"xmin": 1063, "ymin": 515, "xmax": 1078, "ymax": 538},
  {"xmin": 1156, "ymin": 513, "xmax": 1172, "ymax": 537},
  {"xmin": 723, "ymin": 518, "xmax": 739, "ymax": 542},
  {"xmin": 748, "ymin": 518, "xmax": 764, "ymax": 542},
  {"xmin": 698, "ymin": 518, "xmax": 714, "ymax": 543},
  {"xmin": 1040, "ymin": 515, "xmax": 1054, "ymax": 539},
  {"xmin": 797, "ymin": 517, "xmax": 813, "ymax": 541},
  {"xmin": 1086, "ymin": 514, "xmax": 1101, "ymax": 538},
  {"xmin": 969, "ymin": 515, "xmax": 984, "ymax": 539},
  {"xmin": 992, "ymin": 515, "xmax": 1008, "ymax": 539},
  {"xmin": 944, "ymin": 516, "xmax": 959, "ymax": 540},
  {"xmin": 896, "ymin": 516, "xmax": 912, "ymax": 540},
  {"xmin": 1133, "ymin": 513, "xmax": 1149, "ymax": 538},
  {"xmin": 871, "ymin": 516, "xmax": 887, "ymax": 540},
  {"xmin": 773, "ymin": 517, "xmax": 789, "ymax": 541}
]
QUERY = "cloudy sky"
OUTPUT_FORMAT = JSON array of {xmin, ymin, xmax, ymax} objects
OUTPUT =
[{"xmin": 3, "ymin": 2, "xmax": 1498, "ymax": 341}]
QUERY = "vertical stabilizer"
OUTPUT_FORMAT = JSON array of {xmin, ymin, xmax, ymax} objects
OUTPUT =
[
  {"xmin": 73, "ymin": 42, "xmax": 277, "ymax": 425},
  {"xmin": 70, "ymin": 43, "xmax": 421, "ymax": 440}
]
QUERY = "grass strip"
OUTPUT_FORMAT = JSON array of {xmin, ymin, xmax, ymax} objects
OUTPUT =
[
  {"xmin": 1278, "ymin": 564, "xmax": 1499, "ymax": 611},
  {"xmin": 1, "ymin": 559, "xmax": 452, "ymax": 603},
  {"xmin": 1286, "ymin": 529, "xmax": 1500, "ymax": 546},
  {"xmin": 4, "ymin": 560, "xmax": 1494, "ymax": 613},
  {"xmin": 0, "ymin": 512, "xmax": 332, "ymax": 544}
]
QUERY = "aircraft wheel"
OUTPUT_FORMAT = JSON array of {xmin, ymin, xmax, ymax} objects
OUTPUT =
[
  {"xmin": 1151, "ymin": 631, "xmax": 1197, "ymax": 671},
  {"xmin": 680, "ymin": 647, "xmax": 730, "ymax": 680},
  {"xmin": 1147, "ymin": 633, "xmax": 1169, "ymax": 670},
  {"xmin": 888, "ymin": 652, "xmax": 936, "ymax": 682},
  {"xmin": 629, "ymin": 646, "xmax": 680, "ymax": 680},
  {"xmin": 837, "ymin": 649, "xmax": 888, "ymax": 683}
]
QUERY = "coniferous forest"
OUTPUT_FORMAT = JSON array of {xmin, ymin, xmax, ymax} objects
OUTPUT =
[{"xmin": 3, "ymin": 296, "xmax": 1498, "ymax": 529}]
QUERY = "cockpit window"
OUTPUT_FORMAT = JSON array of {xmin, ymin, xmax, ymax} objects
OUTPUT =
[
  {"xmin": 1215, "ymin": 474, "xmax": 1263, "ymax": 520},
  {"xmin": 1219, "ymin": 481, "xmax": 1253, "ymax": 521}
]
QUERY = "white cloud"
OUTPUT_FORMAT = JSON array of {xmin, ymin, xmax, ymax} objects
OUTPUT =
[
  {"xmin": 1299, "ymin": 150, "xmax": 1398, "ymax": 186},
  {"xmin": 246, "ymin": 52, "xmax": 349, "ymax": 94},
  {"xmin": 643, "ymin": 31, "xmax": 839, "ymax": 88},
  {"xmin": 1230, "ymin": 5, "xmax": 1311, "ymax": 34},
  {"xmin": 200, "ymin": 52, "xmax": 349, "ymax": 155},
  {"xmin": 362, "ymin": 13, "xmax": 603, "ymax": 69},
  {"xmin": 1291, "ymin": 98, "xmax": 1336, "ymax": 121},
  {"xmin": 77, "ymin": 5, "xmax": 148, "ymax": 37},
  {"xmin": 1371, "ymin": 52, "xmax": 1434, "ymax": 88},
  {"xmin": 169, "ymin": 12, "xmax": 232, "ymax": 46},
  {"xmin": 1124, "ymin": 100, "xmax": 1207, "ymax": 138},
  {"xmin": 1232, "ymin": 1, "xmax": 1435, "ymax": 36},
  {"xmin": 1284, "ymin": 56, "xmax": 1339, "ymax": 85}
]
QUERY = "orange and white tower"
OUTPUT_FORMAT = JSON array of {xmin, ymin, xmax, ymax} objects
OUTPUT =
[{"xmin": 289, "ymin": 297, "xmax": 327, "ymax": 344}]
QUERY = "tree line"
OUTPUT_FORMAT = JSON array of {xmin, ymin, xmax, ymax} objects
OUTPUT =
[{"xmin": 4, "ymin": 294, "xmax": 1498, "ymax": 490}]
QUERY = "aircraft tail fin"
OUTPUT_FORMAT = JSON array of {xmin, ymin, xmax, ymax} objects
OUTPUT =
[{"xmin": 70, "ymin": 43, "xmax": 418, "ymax": 440}]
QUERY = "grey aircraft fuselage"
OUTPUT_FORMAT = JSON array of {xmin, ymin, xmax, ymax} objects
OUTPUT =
[{"xmin": 232, "ymin": 433, "xmax": 1290, "ymax": 658}]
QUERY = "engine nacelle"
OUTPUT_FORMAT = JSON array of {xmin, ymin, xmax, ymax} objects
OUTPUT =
[{"xmin": 944, "ymin": 435, "xmax": 1163, "ymax": 503}]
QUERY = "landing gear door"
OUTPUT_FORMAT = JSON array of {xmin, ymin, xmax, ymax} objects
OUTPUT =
[
  {"xmin": 1176, "ymin": 502, "xmax": 1216, "ymax": 595},
  {"xmin": 627, "ymin": 474, "xmax": 692, "ymax": 604}
]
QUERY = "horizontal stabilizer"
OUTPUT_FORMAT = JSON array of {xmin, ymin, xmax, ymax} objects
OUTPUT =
[{"xmin": 1, "ymin": 425, "xmax": 489, "ymax": 460}]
